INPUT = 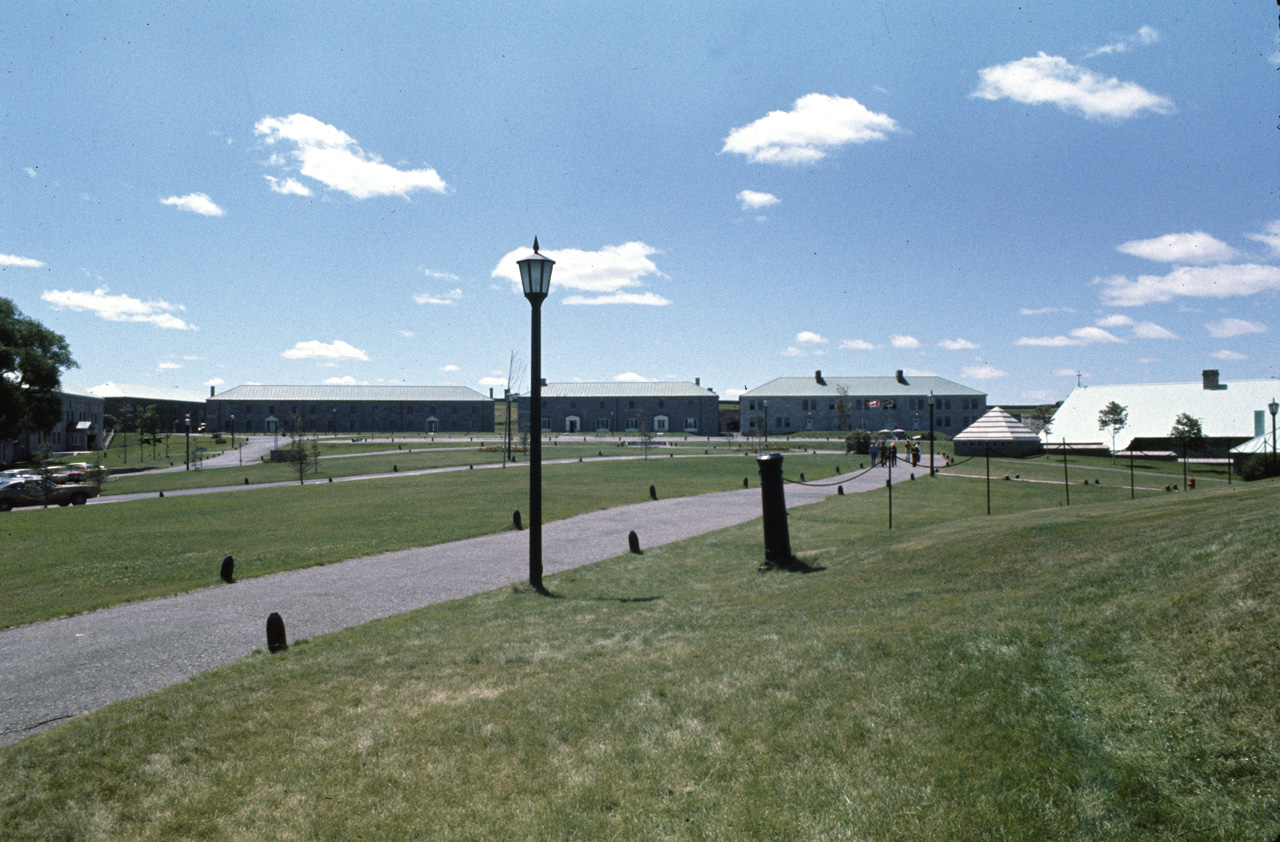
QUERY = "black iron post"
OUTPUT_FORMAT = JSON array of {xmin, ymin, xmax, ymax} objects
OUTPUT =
[
  {"xmin": 1129, "ymin": 447, "xmax": 1134, "ymax": 499},
  {"xmin": 1270, "ymin": 398, "xmax": 1278, "ymax": 473},
  {"xmin": 763, "ymin": 401, "xmax": 769, "ymax": 449},
  {"xmin": 518, "ymin": 239, "xmax": 555, "ymax": 593},
  {"xmin": 1062, "ymin": 438, "xmax": 1070, "ymax": 506},
  {"xmin": 986, "ymin": 442, "xmax": 991, "ymax": 515},
  {"xmin": 928, "ymin": 391, "xmax": 935, "ymax": 476},
  {"xmin": 184, "ymin": 414, "xmax": 191, "ymax": 471},
  {"xmin": 756, "ymin": 453, "xmax": 792, "ymax": 567}
]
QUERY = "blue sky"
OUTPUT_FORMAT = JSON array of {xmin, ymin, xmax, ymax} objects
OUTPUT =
[{"xmin": 3, "ymin": 2, "xmax": 1277, "ymax": 405}]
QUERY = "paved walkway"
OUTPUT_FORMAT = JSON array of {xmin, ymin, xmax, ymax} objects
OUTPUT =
[{"xmin": 0, "ymin": 460, "xmax": 928, "ymax": 746}]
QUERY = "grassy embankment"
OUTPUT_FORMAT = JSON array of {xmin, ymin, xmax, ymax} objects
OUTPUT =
[{"xmin": 0, "ymin": 472, "xmax": 1274, "ymax": 839}]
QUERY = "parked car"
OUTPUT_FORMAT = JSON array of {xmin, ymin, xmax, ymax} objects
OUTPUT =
[
  {"xmin": 0, "ymin": 478, "xmax": 100, "ymax": 511},
  {"xmin": 52, "ymin": 463, "xmax": 105, "ymax": 484}
]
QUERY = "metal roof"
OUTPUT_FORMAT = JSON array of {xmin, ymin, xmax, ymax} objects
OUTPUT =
[
  {"xmin": 953, "ymin": 407, "xmax": 1041, "ymax": 441},
  {"xmin": 1042, "ymin": 377, "xmax": 1280, "ymax": 447},
  {"xmin": 741, "ymin": 375, "xmax": 985, "ymax": 399},
  {"xmin": 87, "ymin": 382, "xmax": 210, "ymax": 403},
  {"xmin": 208, "ymin": 385, "xmax": 491, "ymax": 402},
  {"xmin": 522, "ymin": 382, "xmax": 717, "ymax": 399}
]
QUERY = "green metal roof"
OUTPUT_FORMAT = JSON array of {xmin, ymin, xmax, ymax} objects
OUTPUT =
[
  {"xmin": 741, "ymin": 375, "xmax": 985, "ymax": 399},
  {"xmin": 209, "ymin": 385, "xmax": 491, "ymax": 402},
  {"xmin": 525, "ymin": 382, "xmax": 717, "ymax": 399}
]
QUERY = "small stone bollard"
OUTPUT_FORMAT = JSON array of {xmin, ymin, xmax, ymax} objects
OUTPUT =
[
  {"xmin": 649, "ymin": 484, "xmax": 658, "ymax": 500},
  {"xmin": 743, "ymin": 477, "xmax": 749, "ymax": 488},
  {"xmin": 393, "ymin": 464, "xmax": 398, "ymax": 472},
  {"xmin": 328, "ymin": 476, "xmax": 333, "ymax": 483},
  {"xmin": 244, "ymin": 477, "xmax": 249, "ymax": 485},
  {"xmin": 910, "ymin": 473, "xmax": 915, "ymax": 480},
  {"xmin": 835, "ymin": 466, "xmax": 839, "ymax": 473},
  {"xmin": 266, "ymin": 612, "xmax": 288, "ymax": 653},
  {"xmin": 220, "ymin": 555, "xmax": 235, "ymax": 583},
  {"xmin": 837, "ymin": 485, "xmax": 844, "ymax": 495},
  {"xmin": 628, "ymin": 530, "xmax": 642, "ymax": 554},
  {"xmin": 513, "ymin": 510, "xmax": 523, "ymax": 530},
  {"xmin": 159, "ymin": 491, "xmax": 164, "ymax": 498},
  {"xmin": 799, "ymin": 473, "xmax": 805, "ymax": 482}
]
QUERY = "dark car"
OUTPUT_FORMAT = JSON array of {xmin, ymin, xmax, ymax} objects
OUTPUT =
[{"xmin": 0, "ymin": 478, "xmax": 100, "ymax": 511}]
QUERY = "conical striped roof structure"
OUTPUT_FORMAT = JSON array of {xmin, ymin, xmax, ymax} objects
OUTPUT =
[{"xmin": 953, "ymin": 407, "xmax": 1044, "ymax": 457}]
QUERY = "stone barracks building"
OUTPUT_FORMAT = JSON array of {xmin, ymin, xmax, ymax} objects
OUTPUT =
[
  {"xmin": 207, "ymin": 385, "xmax": 494, "ymax": 435},
  {"xmin": 517, "ymin": 381, "xmax": 720, "ymax": 435},
  {"xmin": 739, "ymin": 371, "xmax": 987, "ymax": 436}
]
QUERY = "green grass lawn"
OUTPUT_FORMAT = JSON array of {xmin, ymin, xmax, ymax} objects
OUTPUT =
[
  {"xmin": 0, "ymin": 452, "xmax": 846, "ymax": 629},
  {"xmin": 1, "ymin": 475, "xmax": 1274, "ymax": 839}
]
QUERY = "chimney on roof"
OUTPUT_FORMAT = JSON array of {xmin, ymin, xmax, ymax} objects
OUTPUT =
[
  {"xmin": 210, "ymin": 386, "xmax": 216, "ymax": 397},
  {"xmin": 896, "ymin": 370, "xmax": 907, "ymax": 385},
  {"xmin": 489, "ymin": 388, "xmax": 493, "ymax": 399},
  {"xmin": 541, "ymin": 378, "xmax": 547, "ymax": 387},
  {"xmin": 1202, "ymin": 369, "xmax": 1220, "ymax": 390},
  {"xmin": 695, "ymin": 377, "xmax": 700, "ymax": 387},
  {"xmin": 815, "ymin": 370, "xmax": 825, "ymax": 385}
]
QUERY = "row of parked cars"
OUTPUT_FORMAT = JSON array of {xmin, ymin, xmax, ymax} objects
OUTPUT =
[{"xmin": 0, "ymin": 464, "xmax": 104, "ymax": 511}]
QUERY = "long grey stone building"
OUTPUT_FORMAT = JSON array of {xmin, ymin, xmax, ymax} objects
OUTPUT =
[
  {"xmin": 740, "ymin": 371, "xmax": 987, "ymax": 436},
  {"xmin": 517, "ymin": 381, "xmax": 720, "ymax": 435},
  {"xmin": 207, "ymin": 385, "xmax": 494, "ymax": 435}
]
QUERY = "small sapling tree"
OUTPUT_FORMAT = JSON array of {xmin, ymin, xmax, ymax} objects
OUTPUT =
[
  {"xmin": 1170, "ymin": 412, "xmax": 1206, "ymax": 489},
  {"xmin": 1097, "ymin": 401, "xmax": 1128, "ymax": 464}
]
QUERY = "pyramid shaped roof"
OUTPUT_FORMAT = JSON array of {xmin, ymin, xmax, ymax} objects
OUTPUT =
[{"xmin": 953, "ymin": 407, "xmax": 1042, "ymax": 442}]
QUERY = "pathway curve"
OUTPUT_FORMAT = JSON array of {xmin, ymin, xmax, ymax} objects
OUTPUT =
[{"xmin": 0, "ymin": 459, "xmax": 926, "ymax": 746}]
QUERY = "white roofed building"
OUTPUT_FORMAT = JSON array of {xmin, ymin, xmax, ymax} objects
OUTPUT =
[
  {"xmin": 516, "ymin": 381, "xmax": 719, "ymax": 435},
  {"xmin": 953, "ymin": 407, "xmax": 1044, "ymax": 457},
  {"xmin": 1041, "ymin": 370, "xmax": 1278, "ymax": 456},
  {"xmin": 207, "ymin": 385, "xmax": 494, "ymax": 435}
]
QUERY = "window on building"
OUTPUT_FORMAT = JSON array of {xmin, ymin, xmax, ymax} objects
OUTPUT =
[
  {"xmin": 684, "ymin": 417, "xmax": 697, "ymax": 431},
  {"xmin": 541, "ymin": 418, "xmax": 552, "ymax": 432},
  {"xmin": 654, "ymin": 415, "xmax": 669, "ymax": 432},
  {"xmin": 626, "ymin": 417, "xmax": 638, "ymax": 431},
  {"xmin": 629, "ymin": 400, "xmax": 635, "ymax": 409},
  {"xmin": 658, "ymin": 400, "xmax": 665, "ymax": 409}
]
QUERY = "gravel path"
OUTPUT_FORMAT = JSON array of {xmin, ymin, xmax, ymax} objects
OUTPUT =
[{"xmin": 0, "ymin": 459, "xmax": 927, "ymax": 746}]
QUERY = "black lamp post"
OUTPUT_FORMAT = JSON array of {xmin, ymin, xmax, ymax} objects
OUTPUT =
[
  {"xmin": 763, "ymin": 400, "xmax": 769, "ymax": 448},
  {"xmin": 1269, "ymin": 397, "xmax": 1278, "ymax": 472},
  {"xmin": 928, "ymin": 391, "xmax": 935, "ymax": 476},
  {"xmin": 518, "ymin": 238, "xmax": 555, "ymax": 593},
  {"xmin": 230, "ymin": 414, "xmax": 238, "ymax": 466},
  {"xmin": 184, "ymin": 414, "xmax": 191, "ymax": 471}
]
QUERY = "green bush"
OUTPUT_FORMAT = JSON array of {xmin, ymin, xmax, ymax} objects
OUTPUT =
[
  {"xmin": 1241, "ymin": 453, "xmax": 1280, "ymax": 481},
  {"xmin": 845, "ymin": 429, "xmax": 871, "ymax": 454}
]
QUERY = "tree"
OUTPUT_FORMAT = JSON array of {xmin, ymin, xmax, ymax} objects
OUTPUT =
[
  {"xmin": 0, "ymin": 298, "xmax": 77, "ymax": 442},
  {"xmin": 845, "ymin": 429, "xmax": 870, "ymax": 455},
  {"xmin": 1170, "ymin": 412, "xmax": 1205, "ymax": 489},
  {"xmin": 1097, "ymin": 401, "xmax": 1128, "ymax": 463},
  {"xmin": 1030, "ymin": 404, "xmax": 1057, "ymax": 436},
  {"xmin": 636, "ymin": 410, "xmax": 654, "ymax": 460},
  {"xmin": 834, "ymin": 385, "xmax": 852, "ymax": 432},
  {"xmin": 286, "ymin": 412, "xmax": 317, "ymax": 485}
]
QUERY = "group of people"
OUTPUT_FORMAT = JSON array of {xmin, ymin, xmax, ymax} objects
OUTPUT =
[{"xmin": 868, "ymin": 439, "xmax": 923, "ymax": 469}]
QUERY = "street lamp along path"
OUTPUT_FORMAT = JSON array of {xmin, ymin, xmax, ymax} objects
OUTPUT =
[{"xmin": 517, "ymin": 238, "xmax": 555, "ymax": 594}]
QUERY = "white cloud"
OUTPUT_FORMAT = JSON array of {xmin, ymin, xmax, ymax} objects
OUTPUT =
[
  {"xmin": 1116, "ymin": 231, "xmax": 1239, "ymax": 264},
  {"xmin": 1210, "ymin": 350, "xmax": 1247, "ymax": 361},
  {"xmin": 1095, "ymin": 314, "xmax": 1134, "ymax": 328},
  {"xmin": 41, "ymin": 287, "xmax": 195, "ymax": 330},
  {"xmin": 561, "ymin": 292, "xmax": 672, "ymax": 306},
  {"xmin": 1085, "ymin": 25, "xmax": 1160, "ymax": 58},
  {"xmin": 1020, "ymin": 306, "xmax": 1075, "ymax": 316},
  {"xmin": 1206, "ymin": 318, "xmax": 1267, "ymax": 338},
  {"xmin": 419, "ymin": 268, "xmax": 461, "ymax": 281},
  {"xmin": 161, "ymin": 192, "xmax": 225, "ymax": 217},
  {"xmin": 1051, "ymin": 369, "xmax": 1083, "ymax": 377},
  {"xmin": 264, "ymin": 175, "xmax": 313, "ymax": 197},
  {"xmin": 255, "ymin": 113, "xmax": 447, "ymax": 199},
  {"xmin": 400, "ymin": 330, "xmax": 415, "ymax": 338},
  {"xmin": 439, "ymin": 364, "xmax": 459, "ymax": 372},
  {"xmin": 737, "ymin": 190, "xmax": 780, "ymax": 210},
  {"xmin": 0, "ymin": 253, "xmax": 44, "ymax": 268},
  {"xmin": 724, "ymin": 388, "xmax": 748, "ymax": 400},
  {"xmin": 492, "ymin": 241, "xmax": 669, "ymax": 306},
  {"xmin": 1244, "ymin": 220, "xmax": 1280, "ymax": 257},
  {"xmin": 478, "ymin": 375, "xmax": 508, "ymax": 388},
  {"xmin": 973, "ymin": 53, "xmax": 1173, "ymax": 120},
  {"xmin": 839, "ymin": 339, "xmax": 877, "ymax": 351},
  {"xmin": 324, "ymin": 375, "xmax": 369, "ymax": 385},
  {"xmin": 23, "ymin": 167, "xmax": 37, "ymax": 178},
  {"xmin": 157, "ymin": 361, "xmax": 182, "ymax": 371},
  {"xmin": 204, "ymin": 378, "xmax": 225, "ymax": 387},
  {"xmin": 1016, "ymin": 326, "xmax": 1124, "ymax": 347},
  {"xmin": 722, "ymin": 93, "xmax": 900, "ymax": 164},
  {"xmin": 937, "ymin": 338, "xmax": 978, "ymax": 350},
  {"xmin": 413, "ymin": 288, "xmax": 463, "ymax": 305},
  {"xmin": 781, "ymin": 346, "xmax": 806, "ymax": 357},
  {"xmin": 613, "ymin": 372, "xmax": 654, "ymax": 382},
  {"xmin": 1131, "ymin": 321, "xmax": 1178, "ymax": 340},
  {"xmin": 890, "ymin": 334, "xmax": 921, "ymax": 349},
  {"xmin": 281, "ymin": 340, "xmax": 370, "ymax": 361},
  {"xmin": 795, "ymin": 331, "xmax": 827, "ymax": 345},
  {"xmin": 962, "ymin": 364, "xmax": 1008, "ymax": 380},
  {"xmin": 1098, "ymin": 264, "xmax": 1280, "ymax": 306}
]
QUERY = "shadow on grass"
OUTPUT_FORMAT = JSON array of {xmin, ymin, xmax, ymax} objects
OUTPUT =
[{"xmin": 759, "ymin": 556, "xmax": 827, "ymax": 574}]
